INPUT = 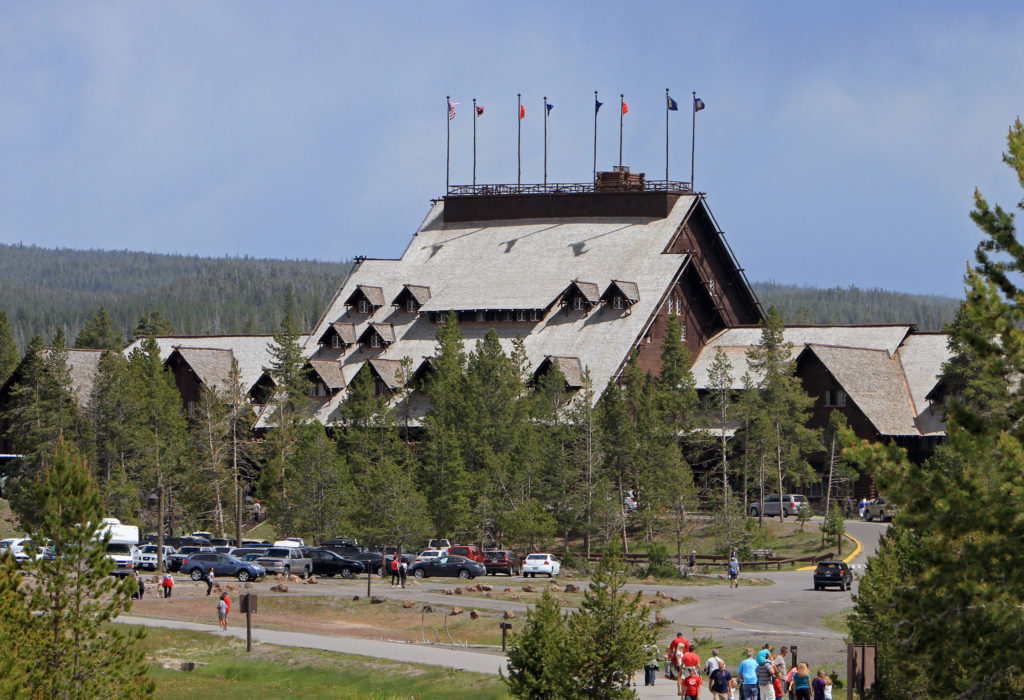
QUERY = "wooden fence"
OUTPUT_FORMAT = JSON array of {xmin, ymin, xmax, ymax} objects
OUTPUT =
[{"xmin": 579, "ymin": 551, "xmax": 835, "ymax": 571}]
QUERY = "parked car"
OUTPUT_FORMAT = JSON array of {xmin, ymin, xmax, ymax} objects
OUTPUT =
[
  {"xmin": 320, "ymin": 538, "xmax": 360, "ymax": 549},
  {"xmin": 165, "ymin": 536, "xmax": 212, "ymax": 548},
  {"xmin": 427, "ymin": 538, "xmax": 451, "ymax": 550},
  {"xmin": 0, "ymin": 537, "xmax": 31, "ymax": 559},
  {"xmin": 523, "ymin": 553, "xmax": 562, "ymax": 578},
  {"xmin": 483, "ymin": 550, "xmax": 522, "ymax": 576},
  {"xmin": 447, "ymin": 544, "xmax": 485, "ymax": 562},
  {"xmin": 863, "ymin": 497, "xmax": 897, "ymax": 522},
  {"xmin": 415, "ymin": 548, "xmax": 448, "ymax": 563},
  {"xmin": 255, "ymin": 547, "xmax": 313, "ymax": 578},
  {"xmin": 813, "ymin": 560, "xmax": 852, "ymax": 591},
  {"xmin": 230, "ymin": 546, "xmax": 270, "ymax": 559},
  {"xmin": 134, "ymin": 544, "xmax": 176, "ymax": 571},
  {"xmin": 408, "ymin": 555, "xmax": 486, "ymax": 580},
  {"xmin": 309, "ymin": 549, "xmax": 366, "ymax": 578},
  {"xmin": 168, "ymin": 546, "xmax": 215, "ymax": 572},
  {"xmin": 181, "ymin": 552, "xmax": 266, "ymax": 582},
  {"xmin": 748, "ymin": 494, "xmax": 810, "ymax": 518},
  {"xmin": 623, "ymin": 490, "xmax": 638, "ymax": 513}
]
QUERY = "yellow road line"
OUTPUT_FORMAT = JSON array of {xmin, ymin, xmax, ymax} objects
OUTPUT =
[{"xmin": 795, "ymin": 533, "xmax": 863, "ymax": 571}]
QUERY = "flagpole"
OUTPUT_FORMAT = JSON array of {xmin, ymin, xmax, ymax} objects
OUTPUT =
[
  {"xmin": 517, "ymin": 93, "xmax": 522, "ymax": 188},
  {"xmin": 618, "ymin": 94, "xmax": 624, "ymax": 169},
  {"xmin": 446, "ymin": 95, "xmax": 451, "ymax": 193},
  {"xmin": 472, "ymin": 98, "xmax": 477, "ymax": 187},
  {"xmin": 543, "ymin": 96, "xmax": 548, "ymax": 186},
  {"xmin": 690, "ymin": 91, "xmax": 696, "ymax": 189},
  {"xmin": 665, "ymin": 88, "xmax": 670, "ymax": 182},
  {"xmin": 593, "ymin": 91, "xmax": 598, "ymax": 184}
]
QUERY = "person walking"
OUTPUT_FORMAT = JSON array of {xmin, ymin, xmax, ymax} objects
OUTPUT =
[
  {"xmin": 642, "ymin": 642, "xmax": 660, "ymax": 686},
  {"xmin": 688, "ymin": 550, "xmax": 697, "ymax": 569},
  {"xmin": 132, "ymin": 572, "xmax": 145, "ymax": 600},
  {"xmin": 681, "ymin": 667, "xmax": 702, "ymax": 699},
  {"xmin": 217, "ymin": 592, "xmax": 229, "ymax": 630},
  {"xmin": 399, "ymin": 558, "xmax": 408, "ymax": 588},
  {"xmin": 709, "ymin": 659, "xmax": 732, "ymax": 700},
  {"xmin": 705, "ymin": 648, "xmax": 725, "ymax": 678},
  {"xmin": 756, "ymin": 645, "xmax": 777, "ymax": 700},
  {"xmin": 728, "ymin": 555, "xmax": 740, "ymax": 588},
  {"xmin": 737, "ymin": 649, "xmax": 759, "ymax": 700},
  {"xmin": 204, "ymin": 567, "xmax": 215, "ymax": 596},
  {"xmin": 389, "ymin": 557, "xmax": 400, "ymax": 587},
  {"xmin": 161, "ymin": 573, "xmax": 174, "ymax": 598},
  {"xmin": 812, "ymin": 669, "xmax": 831, "ymax": 700},
  {"xmin": 789, "ymin": 662, "xmax": 812, "ymax": 700}
]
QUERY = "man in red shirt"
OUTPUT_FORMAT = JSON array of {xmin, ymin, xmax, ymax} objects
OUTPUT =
[
  {"xmin": 666, "ymin": 633, "xmax": 688, "ymax": 678},
  {"xmin": 681, "ymin": 648, "xmax": 701, "ymax": 677},
  {"xmin": 681, "ymin": 670, "xmax": 702, "ymax": 698}
]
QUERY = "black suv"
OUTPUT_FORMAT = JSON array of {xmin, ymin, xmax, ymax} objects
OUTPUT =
[{"xmin": 813, "ymin": 561, "xmax": 852, "ymax": 591}]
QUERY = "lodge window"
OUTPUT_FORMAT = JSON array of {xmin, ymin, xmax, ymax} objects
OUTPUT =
[
  {"xmin": 613, "ymin": 296, "xmax": 623, "ymax": 310},
  {"xmin": 680, "ymin": 321, "xmax": 687, "ymax": 342},
  {"xmin": 374, "ymin": 379, "xmax": 387, "ymax": 396},
  {"xmin": 530, "ymin": 309, "xmax": 540, "ymax": 322},
  {"xmin": 825, "ymin": 389, "xmax": 847, "ymax": 407},
  {"xmin": 358, "ymin": 299, "xmax": 370, "ymax": 314},
  {"xmin": 186, "ymin": 400, "xmax": 196, "ymax": 416},
  {"xmin": 708, "ymin": 279, "xmax": 716, "ymax": 296},
  {"xmin": 309, "ymin": 383, "xmax": 327, "ymax": 398},
  {"xmin": 331, "ymin": 334, "xmax": 342, "ymax": 349},
  {"xmin": 476, "ymin": 311, "xmax": 486, "ymax": 322},
  {"xmin": 573, "ymin": 297, "xmax": 585, "ymax": 311},
  {"xmin": 406, "ymin": 299, "xmax": 417, "ymax": 313},
  {"xmin": 370, "ymin": 335, "xmax": 381, "ymax": 348},
  {"xmin": 516, "ymin": 309, "xmax": 527, "ymax": 322}
]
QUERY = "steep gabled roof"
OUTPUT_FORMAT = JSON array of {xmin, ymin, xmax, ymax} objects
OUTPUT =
[
  {"xmin": 564, "ymin": 280, "xmax": 601, "ymax": 305},
  {"xmin": 537, "ymin": 355, "xmax": 586, "ymax": 389},
  {"xmin": 345, "ymin": 285, "xmax": 384, "ymax": 309},
  {"xmin": 308, "ymin": 359, "xmax": 346, "ymax": 390},
  {"xmin": 392, "ymin": 284, "xmax": 432, "ymax": 306},
  {"xmin": 359, "ymin": 323, "xmax": 396, "ymax": 345},
  {"xmin": 62, "ymin": 349, "xmax": 104, "ymax": 408},
  {"xmin": 367, "ymin": 358, "xmax": 406, "ymax": 390},
  {"xmin": 170, "ymin": 347, "xmax": 236, "ymax": 393},
  {"xmin": 602, "ymin": 280, "xmax": 640, "ymax": 305},
  {"xmin": 318, "ymin": 322, "xmax": 358, "ymax": 347}
]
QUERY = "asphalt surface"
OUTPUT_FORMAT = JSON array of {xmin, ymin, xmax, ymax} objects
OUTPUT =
[{"xmin": 121, "ymin": 516, "xmax": 890, "ymax": 699}]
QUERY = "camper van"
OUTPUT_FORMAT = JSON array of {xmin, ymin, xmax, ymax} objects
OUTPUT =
[{"xmin": 97, "ymin": 518, "xmax": 140, "ymax": 577}]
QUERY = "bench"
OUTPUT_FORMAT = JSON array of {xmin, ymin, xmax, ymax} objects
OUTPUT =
[{"xmin": 750, "ymin": 549, "xmax": 774, "ymax": 559}]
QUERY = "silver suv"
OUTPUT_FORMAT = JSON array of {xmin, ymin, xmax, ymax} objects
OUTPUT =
[{"xmin": 748, "ymin": 494, "xmax": 810, "ymax": 518}]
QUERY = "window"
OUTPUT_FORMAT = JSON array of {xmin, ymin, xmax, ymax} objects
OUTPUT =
[
  {"xmin": 613, "ymin": 296, "xmax": 623, "ymax": 310},
  {"xmin": 358, "ymin": 299, "xmax": 370, "ymax": 314},
  {"xmin": 504, "ymin": 310, "xmax": 512, "ymax": 321},
  {"xmin": 476, "ymin": 311, "xmax": 485, "ymax": 322},
  {"xmin": 331, "ymin": 334, "xmax": 342, "ymax": 349},
  {"xmin": 680, "ymin": 322, "xmax": 687, "ymax": 342},
  {"xmin": 186, "ymin": 400, "xmax": 196, "ymax": 416},
  {"xmin": 370, "ymin": 334, "xmax": 381, "ymax": 348},
  {"xmin": 406, "ymin": 299, "xmax": 417, "ymax": 313},
  {"xmin": 516, "ymin": 309, "xmax": 527, "ymax": 322},
  {"xmin": 530, "ymin": 309, "xmax": 540, "ymax": 322},
  {"xmin": 573, "ymin": 296, "xmax": 585, "ymax": 311},
  {"xmin": 708, "ymin": 279, "xmax": 716, "ymax": 296},
  {"xmin": 374, "ymin": 379, "xmax": 387, "ymax": 396},
  {"xmin": 825, "ymin": 389, "xmax": 847, "ymax": 407}
]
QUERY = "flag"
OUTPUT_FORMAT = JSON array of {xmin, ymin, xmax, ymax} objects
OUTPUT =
[
  {"xmin": 693, "ymin": 96, "xmax": 706, "ymax": 112},
  {"xmin": 546, "ymin": 103, "xmax": 554, "ymax": 114},
  {"xmin": 476, "ymin": 105, "xmax": 484, "ymax": 116},
  {"xmin": 595, "ymin": 99, "xmax": 603, "ymax": 113},
  {"xmin": 621, "ymin": 101, "xmax": 629, "ymax": 115},
  {"xmin": 448, "ymin": 101, "xmax": 459, "ymax": 120},
  {"xmin": 667, "ymin": 95, "xmax": 679, "ymax": 111},
  {"xmin": 520, "ymin": 104, "xmax": 525, "ymax": 119}
]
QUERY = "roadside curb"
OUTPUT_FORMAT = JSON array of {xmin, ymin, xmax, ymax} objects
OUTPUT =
[{"xmin": 795, "ymin": 533, "xmax": 862, "ymax": 571}]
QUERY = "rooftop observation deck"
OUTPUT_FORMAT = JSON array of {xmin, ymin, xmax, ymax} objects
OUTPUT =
[{"xmin": 442, "ymin": 169, "xmax": 694, "ymax": 223}]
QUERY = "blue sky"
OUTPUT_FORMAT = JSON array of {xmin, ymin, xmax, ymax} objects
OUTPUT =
[{"xmin": 1, "ymin": 2, "xmax": 1022, "ymax": 297}]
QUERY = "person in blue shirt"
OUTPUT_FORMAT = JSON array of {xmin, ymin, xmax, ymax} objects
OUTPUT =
[{"xmin": 737, "ymin": 649, "xmax": 760, "ymax": 700}]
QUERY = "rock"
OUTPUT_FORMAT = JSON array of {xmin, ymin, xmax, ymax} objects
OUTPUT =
[
  {"xmin": 655, "ymin": 590, "xmax": 666, "ymax": 598},
  {"xmin": 352, "ymin": 595, "xmax": 360, "ymax": 601},
  {"xmin": 503, "ymin": 586, "xmax": 515, "ymax": 593},
  {"xmin": 522, "ymin": 585, "xmax": 537, "ymax": 593},
  {"xmin": 443, "ymin": 588, "xmax": 455, "ymax": 595},
  {"xmin": 469, "ymin": 610, "xmax": 481, "ymax": 620},
  {"xmin": 270, "ymin": 584, "xmax": 289, "ymax": 593},
  {"xmin": 304, "ymin": 576, "xmax": 319, "ymax": 584},
  {"xmin": 450, "ymin": 606, "xmax": 463, "ymax": 615},
  {"xmin": 275, "ymin": 573, "xmax": 286, "ymax": 582},
  {"xmin": 287, "ymin": 574, "xmax": 301, "ymax": 583},
  {"xmin": 564, "ymin": 583, "xmax": 580, "ymax": 593},
  {"xmin": 654, "ymin": 611, "xmax": 666, "ymax": 626},
  {"xmin": 485, "ymin": 592, "xmax": 493, "ymax": 598},
  {"xmin": 454, "ymin": 587, "xmax": 463, "ymax": 595},
  {"xmin": 422, "ymin": 605, "xmax": 434, "ymax": 613},
  {"xmin": 503, "ymin": 610, "xmax": 515, "ymax": 620},
  {"xmin": 370, "ymin": 595, "xmax": 386, "ymax": 604},
  {"xmin": 667, "ymin": 595, "xmax": 681, "ymax": 602},
  {"xmin": 508, "ymin": 593, "xmax": 521, "ymax": 601},
  {"xmin": 402, "ymin": 599, "xmax": 416, "ymax": 609},
  {"xmin": 244, "ymin": 582, "xmax": 254, "ymax": 589},
  {"xmin": 549, "ymin": 584, "xmax": 562, "ymax": 592}
]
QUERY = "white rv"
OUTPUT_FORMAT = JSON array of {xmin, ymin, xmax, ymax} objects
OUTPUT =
[{"xmin": 97, "ymin": 517, "xmax": 140, "ymax": 577}]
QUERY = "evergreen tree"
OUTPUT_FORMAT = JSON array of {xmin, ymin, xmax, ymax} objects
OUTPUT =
[
  {"xmin": 0, "ymin": 310, "xmax": 17, "ymax": 384},
  {"xmin": 351, "ymin": 456, "xmax": 430, "ymax": 554},
  {"xmin": 503, "ymin": 591, "xmax": 570, "ymax": 699},
  {"xmin": 87, "ymin": 351, "xmax": 138, "ymax": 519},
  {"xmin": 132, "ymin": 311, "xmax": 174, "ymax": 339},
  {"xmin": 278, "ymin": 424, "xmax": 349, "ymax": 543},
  {"xmin": 186, "ymin": 384, "xmax": 234, "ymax": 534},
  {"xmin": 74, "ymin": 307, "xmax": 125, "ymax": 350},
  {"xmin": 20, "ymin": 438, "xmax": 154, "ymax": 698},
  {"xmin": 746, "ymin": 306, "xmax": 819, "ymax": 521}
]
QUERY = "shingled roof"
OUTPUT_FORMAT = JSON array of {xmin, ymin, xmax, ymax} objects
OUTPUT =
[
  {"xmin": 308, "ymin": 359, "xmax": 346, "ymax": 390},
  {"xmin": 63, "ymin": 349, "xmax": 104, "ymax": 408},
  {"xmin": 171, "ymin": 347, "xmax": 236, "ymax": 393}
]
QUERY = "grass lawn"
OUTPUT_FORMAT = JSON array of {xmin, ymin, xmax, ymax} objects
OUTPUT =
[
  {"xmin": 128, "ymin": 625, "xmax": 510, "ymax": 700},
  {"xmin": 822, "ymin": 608, "xmax": 852, "ymax": 637},
  {"xmin": 0, "ymin": 498, "xmax": 21, "ymax": 538}
]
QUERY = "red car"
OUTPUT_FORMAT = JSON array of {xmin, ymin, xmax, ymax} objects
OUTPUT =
[
  {"xmin": 483, "ymin": 550, "xmax": 522, "ymax": 576},
  {"xmin": 448, "ymin": 544, "xmax": 485, "ymax": 562}
]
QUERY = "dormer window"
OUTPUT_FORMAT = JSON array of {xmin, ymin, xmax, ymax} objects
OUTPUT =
[
  {"xmin": 331, "ymin": 335, "xmax": 342, "ymax": 349},
  {"xmin": 406, "ymin": 299, "xmax": 417, "ymax": 313},
  {"xmin": 573, "ymin": 297, "xmax": 585, "ymax": 311},
  {"xmin": 318, "ymin": 322, "xmax": 357, "ymax": 350},
  {"xmin": 358, "ymin": 322, "xmax": 395, "ymax": 350},
  {"xmin": 516, "ymin": 309, "xmax": 527, "ymax": 322},
  {"xmin": 345, "ymin": 285, "xmax": 384, "ymax": 316},
  {"xmin": 613, "ymin": 296, "xmax": 623, "ymax": 310},
  {"xmin": 358, "ymin": 299, "xmax": 370, "ymax": 314},
  {"xmin": 601, "ymin": 280, "xmax": 639, "ymax": 310},
  {"xmin": 370, "ymin": 335, "xmax": 381, "ymax": 348},
  {"xmin": 391, "ymin": 285, "xmax": 431, "ymax": 314}
]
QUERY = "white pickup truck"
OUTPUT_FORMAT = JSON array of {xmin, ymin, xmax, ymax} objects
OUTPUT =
[
  {"xmin": 134, "ymin": 544, "xmax": 176, "ymax": 571},
  {"xmin": 256, "ymin": 546, "xmax": 312, "ymax": 578}
]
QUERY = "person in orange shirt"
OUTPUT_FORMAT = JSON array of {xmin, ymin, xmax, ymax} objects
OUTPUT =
[{"xmin": 681, "ymin": 669, "xmax": 702, "ymax": 698}]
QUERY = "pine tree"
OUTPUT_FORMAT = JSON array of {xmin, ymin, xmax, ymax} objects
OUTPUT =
[
  {"xmin": 21, "ymin": 438, "xmax": 154, "ymax": 698},
  {"xmin": 87, "ymin": 351, "xmax": 138, "ymax": 518},
  {"xmin": 132, "ymin": 311, "xmax": 174, "ymax": 339},
  {"xmin": 277, "ymin": 424, "xmax": 349, "ymax": 543},
  {"xmin": 352, "ymin": 456, "xmax": 430, "ymax": 554},
  {"xmin": 0, "ymin": 310, "xmax": 18, "ymax": 384},
  {"xmin": 186, "ymin": 384, "xmax": 234, "ymax": 534},
  {"xmin": 74, "ymin": 307, "xmax": 125, "ymax": 350},
  {"xmin": 503, "ymin": 591, "xmax": 570, "ymax": 699}
]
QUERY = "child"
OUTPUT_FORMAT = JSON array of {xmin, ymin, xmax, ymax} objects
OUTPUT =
[
  {"xmin": 217, "ymin": 592, "xmax": 229, "ymax": 630},
  {"xmin": 161, "ymin": 573, "xmax": 174, "ymax": 598},
  {"xmin": 681, "ymin": 669, "xmax": 702, "ymax": 698}
]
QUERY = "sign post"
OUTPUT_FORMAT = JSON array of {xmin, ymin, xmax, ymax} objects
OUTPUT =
[
  {"xmin": 240, "ymin": 593, "xmax": 258, "ymax": 652},
  {"xmin": 500, "ymin": 622, "xmax": 513, "ymax": 652}
]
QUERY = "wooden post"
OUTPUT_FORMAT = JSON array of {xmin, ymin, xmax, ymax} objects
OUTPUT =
[{"xmin": 500, "ymin": 621, "xmax": 513, "ymax": 652}]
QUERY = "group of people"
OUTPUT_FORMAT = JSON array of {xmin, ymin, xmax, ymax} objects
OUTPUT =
[
  {"xmin": 134, "ymin": 570, "xmax": 232, "ymax": 630},
  {"xmin": 655, "ymin": 634, "xmax": 834, "ymax": 700},
  {"xmin": 389, "ymin": 557, "xmax": 408, "ymax": 588}
]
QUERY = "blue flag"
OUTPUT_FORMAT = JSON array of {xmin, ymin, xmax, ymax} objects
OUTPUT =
[
  {"xmin": 595, "ymin": 99, "xmax": 603, "ymax": 114},
  {"xmin": 667, "ymin": 95, "xmax": 679, "ymax": 111},
  {"xmin": 693, "ymin": 96, "xmax": 706, "ymax": 112},
  {"xmin": 546, "ymin": 103, "xmax": 554, "ymax": 114}
]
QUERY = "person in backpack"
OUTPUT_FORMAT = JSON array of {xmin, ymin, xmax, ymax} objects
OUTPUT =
[
  {"xmin": 398, "ymin": 558, "xmax": 408, "ymax": 588},
  {"xmin": 728, "ymin": 555, "xmax": 740, "ymax": 588},
  {"xmin": 204, "ymin": 567, "xmax": 215, "ymax": 596},
  {"xmin": 389, "ymin": 556, "xmax": 400, "ymax": 587},
  {"xmin": 161, "ymin": 573, "xmax": 174, "ymax": 598}
]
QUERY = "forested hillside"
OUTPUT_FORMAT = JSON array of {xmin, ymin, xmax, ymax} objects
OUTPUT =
[
  {"xmin": 752, "ymin": 282, "xmax": 960, "ymax": 330},
  {"xmin": 0, "ymin": 243, "xmax": 351, "ymax": 349}
]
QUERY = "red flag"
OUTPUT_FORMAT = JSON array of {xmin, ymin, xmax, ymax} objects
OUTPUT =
[
  {"xmin": 621, "ymin": 102, "xmax": 629, "ymax": 115},
  {"xmin": 520, "ymin": 104, "xmax": 525, "ymax": 119}
]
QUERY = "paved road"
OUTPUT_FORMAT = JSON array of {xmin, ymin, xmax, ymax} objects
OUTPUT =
[{"xmin": 124, "ymin": 517, "xmax": 888, "ymax": 699}]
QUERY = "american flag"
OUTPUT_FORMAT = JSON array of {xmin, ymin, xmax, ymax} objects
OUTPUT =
[{"xmin": 448, "ymin": 101, "xmax": 459, "ymax": 120}]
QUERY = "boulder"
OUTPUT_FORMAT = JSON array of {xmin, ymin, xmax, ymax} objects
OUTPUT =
[
  {"xmin": 503, "ymin": 610, "xmax": 516, "ymax": 620},
  {"xmin": 370, "ymin": 595, "xmax": 386, "ymax": 604},
  {"xmin": 270, "ymin": 584, "xmax": 289, "ymax": 593},
  {"xmin": 469, "ymin": 610, "xmax": 481, "ymax": 620},
  {"xmin": 443, "ymin": 589, "xmax": 455, "ymax": 596},
  {"xmin": 454, "ymin": 587, "xmax": 463, "ymax": 595},
  {"xmin": 402, "ymin": 599, "xmax": 416, "ymax": 609},
  {"xmin": 508, "ymin": 593, "xmax": 521, "ymax": 601},
  {"xmin": 564, "ymin": 583, "xmax": 580, "ymax": 593},
  {"xmin": 422, "ymin": 605, "xmax": 434, "ymax": 613},
  {"xmin": 503, "ymin": 586, "xmax": 515, "ymax": 593},
  {"xmin": 655, "ymin": 590, "xmax": 666, "ymax": 598},
  {"xmin": 522, "ymin": 585, "xmax": 537, "ymax": 593},
  {"xmin": 274, "ymin": 573, "xmax": 286, "ymax": 582},
  {"xmin": 244, "ymin": 582, "xmax": 254, "ymax": 589},
  {"xmin": 352, "ymin": 595, "xmax": 360, "ymax": 601},
  {"xmin": 303, "ymin": 576, "xmax": 319, "ymax": 584},
  {"xmin": 287, "ymin": 574, "xmax": 301, "ymax": 583},
  {"xmin": 654, "ymin": 611, "xmax": 666, "ymax": 626},
  {"xmin": 225, "ymin": 583, "xmax": 238, "ymax": 593},
  {"xmin": 549, "ymin": 584, "xmax": 562, "ymax": 592},
  {"xmin": 450, "ymin": 606, "xmax": 464, "ymax": 615}
]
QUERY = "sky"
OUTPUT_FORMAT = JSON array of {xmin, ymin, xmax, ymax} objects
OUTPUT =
[{"xmin": 1, "ymin": 2, "xmax": 1023, "ymax": 298}]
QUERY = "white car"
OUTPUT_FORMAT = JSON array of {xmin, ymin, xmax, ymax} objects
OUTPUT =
[
  {"xmin": 134, "ymin": 544, "xmax": 176, "ymax": 571},
  {"xmin": 0, "ymin": 537, "xmax": 31, "ymax": 559},
  {"xmin": 523, "ymin": 553, "xmax": 561, "ymax": 578},
  {"xmin": 415, "ymin": 548, "xmax": 448, "ymax": 563}
]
